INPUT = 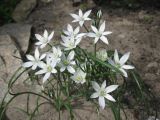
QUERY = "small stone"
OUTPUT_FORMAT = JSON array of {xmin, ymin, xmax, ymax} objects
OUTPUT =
[
  {"xmin": 145, "ymin": 62, "xmax": 159, "ymax": 73},
  {"xmin": 12, "ymin": 0, "xmax": 37, "ymax": 22},
  {"xmin": 144, "ymin": 73, "xmax": 157, "ymax": 81}
]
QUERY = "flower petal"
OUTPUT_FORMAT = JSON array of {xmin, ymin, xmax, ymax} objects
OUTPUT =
[
  {"xmin": 43, "ymin": 29, "xmax": 48, "ymax": 38},
  {"xmin": 67, "ymin": 66, "xmax": 75, "ymax": 74},
  {"xmin": 74, "ymin": 26, "xmax": 80, "ymax": 35},
  {"xmin": 105, "ymin": 85, "xmax": 118, "ymax": 93},
  {"xmin": 35, "ymin": 34, "xmax": 43, "ymax": 41},
  {"xmin": 67, "ymin": 51, "xmax": 75, "ymax": 60},
  {"xmin": 48, "ymin": 31, "xmax": 54, "ymax": 41},
  {"xmin": 99, "ymin": 96, "xmax": 105, "ymax": 109},
  {"xmin": 119, "ymin": 68, "xmax": 128, "ymax": 77},
  {"xmin": 70, "ymin": 13, "xmax": 79, "ymax": 20},
  {"xmin": 35, "ymin": 70, "xmax": 46, "ymax": 75},
  {"xmin": 104, "ymin": 94, "xmax": 116, "ymax": 102},
  {"xmin": 114, "ymin": 49, "xmax": 119, "ymax": 64},
  {"xmin": 91, "ymin": 81, "xmax": 100, "ymax": 92},
  {"xmin": 83, "ymin": 10, "xmax": 91, "ymax": 18},
  {"xmin": 26, "ymin": 55, "xmax": 34, "ymax": 61},
  {"xmin": 119, "ymin": 52, "xmax": 130, "ymax": 65},
  {"xmin": 79, "ymin": 21, "xmax": 84, "ymax": 27},
  {"xmin": 35, "ymin": 48, "xmax": 40, "ymax": 60},
  {"xmin": 101, "ymin": 80, "xmax": 106, "ymax": 89},
  {"xmin": 103, "ymin": 31, "xmax": 112, "ymax": 35},
  {"xmin": 40, "ymin": 54, "xmax": 46, "ymax": 60},
  {"xmin": 43, "ymin": 73, "xmax": 51, "ymax": 83},
  {"xmin": 90, "ymin": 92, "xmax": 99, "ymax": 98},
  {"xmin": 99, "ymin": 21, "xmax": 105, "ymax": 32},
  {"xmin": 79, "ymin": 9, "xmax": 83, "ymax": 17},
  {"xmin": 67, "ymin": 24, "xmax": 73, "ymax": 33},
  {"xmin": 100, "ymin": 36, "xmax": 108, "ymax": 44},
  {"xmin": 91, "ymin": 26, "xmax": 98, "ymax": 33},
  {"xmin": 60, "ymin": 66, "xmax": 66, "ymax": 72},
  {"xmin": 122, "ymin": 65, "xmax": 134, "ymax": 69},
  {"xmin": 22, "ymin": 62, "xmax": 33, "ymax": 68}
]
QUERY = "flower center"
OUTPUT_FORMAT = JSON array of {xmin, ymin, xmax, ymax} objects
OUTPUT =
[
  {"xmin": 99, "ymin": 90, "xmax": 106, "ymax": 96},
  {"xmin": 76, "ymin": 75, "xmax": 82, "ymax": 81},
  {"xmin": 116, "ymin": 63, "xmax": 121, "ymax": 68},
  {"xmin": 47, "ymin": 65, "xmax": 52, "ymax": 72},
  {"xmin": 63, "ymin": 60, "xmax": 69, "ymax": 66},
  {"xmin": 96, "ymin": 32, "xmax": 102, "ymax": 38}
]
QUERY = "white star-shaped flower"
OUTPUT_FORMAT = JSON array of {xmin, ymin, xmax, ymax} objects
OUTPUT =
[
  {"xmin": 70, "ymin": 9, "xmax": 91, "ymax": 27},
  {"xmin": 35, "ymin": 57, "xmax": 57, "ymax": 83},
  {"xmin": 96, "ymin": 49, "xmax": 108, "ymax": 61},
  {"xmin": 91, "ymin": 80, "xmax": 118, "ymax": 109},
  {"xmin": 59, "ymin": 51, "xmax": 76, "ymax": 74},
  {"xmin": 88, "ymin": 21, "xmax": 112, "ymax": 44},
  {"xmin": 63, "ymin": 24, "xmax": 85, "ymax": 39},
  {"xmin": 22, "ymin": 48, "xmax": 46, "ymax": 70},
  {"xmin": 35, "ymin": 29, "xmax": 54, "ymax": 48},
  {"xmin": 61, "ymin": 35, "xmax": 81, "ymax": 51},
  {"xmin": 108, "ymin": 49, "xmax": 135, "ymax": 77},
  {"xmin": 46, "ymin": 46, "xmax": 62, "ymax": 64},
  {"xmin": 71, "ymin": 69, "xmax": 86, "ymax": 84}
]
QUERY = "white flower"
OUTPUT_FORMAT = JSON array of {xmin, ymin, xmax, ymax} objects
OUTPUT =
[
  {"xmin": 108, "ymin": 50, "xmax": 135, "ymax": 77},
  {"xmin": 91, "ymin": 80, "xmax": 118, "ymax": 109},
  {"xmin": 63, "ymin": 24, "xmax": 85, "ymax": 39},
  {"xmin": 97, "ymin": 10, "xmax": 102, "ymax": 18},
  {"xmin": 88, "ymin": 21, "xmax": 112, "ymax": 44},
  {"xmin": 61, "ymin": 35, "xmax": 81, "ymax": 51},
  {"xmin": 35, "ymin": 29, "xmax": 54, "ymax": 48},
  {"xmin": 59, "ymin": 51, "xmax": 76, "ymax": 74},
  {"xmin": 47, "ymin": 46, "xmax": 62, "ymax": 64},
  {"xmin": 35, "ymin": 58, "xmax": 57, "ymax": 83},
  {"xmin": 23, "ymin": 48, "xmax": 46, "ymax": 70},
  {"xmin": 71, "ymin": 69, "xmax": 86, "ymax": 84},
  {"xmin": 70, "ymin": 9, "xmax": 91, "ymax": 27},
  {"xmin": 96, "ymin": 49, "xmax": 108, "ymax": 61}
]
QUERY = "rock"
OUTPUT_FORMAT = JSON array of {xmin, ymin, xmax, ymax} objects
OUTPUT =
[
  {"xmin": 145, "ymin": 62, "xmax": 159, "ymax": 73},
  {"xmin": 0, "ymin": 34, "xmax": 28, "ymax": 84},
  {"xmin": 0, "ymin": 23, "xmax": 32, "ymax": 54},
  {"xmin": 0, "ymin": 80, "xmax": 12, "ymax": 103},
  {"xmin": 144, "ymin": 73, "xmax": 157, "ymax": 81},
  {"xmin": 12, "ymin": 0, "xmax": 37, "ymax": 22}
]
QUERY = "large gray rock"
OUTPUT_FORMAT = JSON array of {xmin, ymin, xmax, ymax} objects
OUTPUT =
[
  {"xmin": 0, "ymin": 23, "xmax": 32, "ymax": 54},
  {"xmin": 12, "ymin": 0, "xmax": 37, "ymax": 22},
  {"xmin": 0, "ymin": 34, "xmax": 28, "ymax": 84}
]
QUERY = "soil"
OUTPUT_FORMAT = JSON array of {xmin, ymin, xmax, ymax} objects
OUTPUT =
[{"xmin": 4, "ymin": 0, "xmax": 160, "ymax": 119}]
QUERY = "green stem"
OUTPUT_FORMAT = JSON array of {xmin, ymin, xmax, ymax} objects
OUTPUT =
[
  {"xmin": 83, "ymin": 24, "xmax": 89, "ymax": 32},
  {"xmin": 94, "ymin": 43, "xmax": 97, "ymax": 57}
]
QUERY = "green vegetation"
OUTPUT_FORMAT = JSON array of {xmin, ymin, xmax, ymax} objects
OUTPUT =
[{"xmin": 0, "ymin": 0, "xmax": 21, "ymax": 25}]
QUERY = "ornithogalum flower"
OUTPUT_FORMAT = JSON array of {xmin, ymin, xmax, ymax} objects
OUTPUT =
[
  {"xmin": 91, "ymin": 80, "xmax": 118, "ymax": 109},
  {"xmin": 61, "ymin": 35, "xmax": 81, "ymax": 51},
  {"xmin": 70, "ymin": 9, "xmax": 91, "ymax": 27},
  {"xmin": 96, "ymin": 49, "xmax": 108, "ymax": 61},
  {"xmin": 88, "ymin": 21, "xmax": 112, "ymax": 44},
  {"xmin": 63, "ymin": 24, "xmax": 85, "ymax": 39},
  {"xmin": 35, "ymin": 29, "xmax": 54, "ymax": 48},
  {"xmin": 108, "ymin": 49, "xmax": 135, "ymax": 77},
  {"xmin": 35, "ymin": 58, "xmax": 57, "ymax": 83},
  {"xmin": 47, "ymin": 46, "xmax": 62, "ymax": 64},
  {"xmin": 23, "ymin": 48, "xmax": 46, "ymax": 70},
  {"xmin": 71, "ymin": 69, "xmax": 86, "ymax": 84},
  {"xmin": 59, "ymin": 51, "xmax": 76, "ymax": 74}
]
